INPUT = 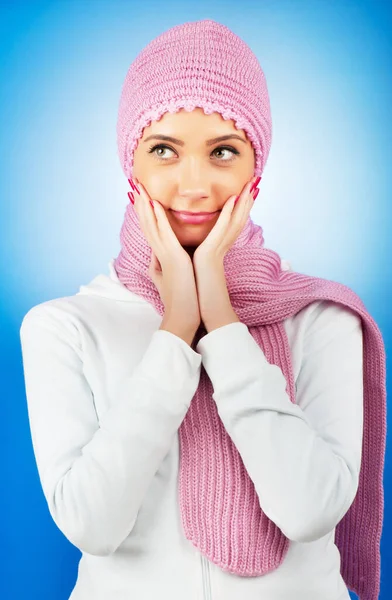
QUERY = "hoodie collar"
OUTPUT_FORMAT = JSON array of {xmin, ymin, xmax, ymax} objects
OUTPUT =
[{"xmin": 77, "ymin": 258, "xmax": 148, "ymax": 303}]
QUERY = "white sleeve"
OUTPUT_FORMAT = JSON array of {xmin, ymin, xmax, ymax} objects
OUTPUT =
[
  {"xmin": 20, "ymin": 305, "xmax": 202, "ymax": 556},
  {"xmin": 195, "ymin": 301, "xmax": 364, "ymax": 543}
]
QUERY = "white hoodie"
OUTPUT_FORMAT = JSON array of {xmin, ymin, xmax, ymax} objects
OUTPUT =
[{"xmin": 19, "ymin": 257, "xmax": 364, "ymax": 600}]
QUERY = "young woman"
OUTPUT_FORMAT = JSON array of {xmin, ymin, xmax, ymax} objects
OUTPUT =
[{"xmin": 20, "ymin": 19, "xmax": 386, "ymax": 600}]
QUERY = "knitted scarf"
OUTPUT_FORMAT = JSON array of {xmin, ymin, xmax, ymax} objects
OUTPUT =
[{"xmin": 113, "ymin": 203, "xmax": 386, "ymax": 600}]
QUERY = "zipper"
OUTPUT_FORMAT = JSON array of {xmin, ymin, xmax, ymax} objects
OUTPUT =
[{"xmin": 200, "ymin": 552, "xmax": 212, "ymax": 600}]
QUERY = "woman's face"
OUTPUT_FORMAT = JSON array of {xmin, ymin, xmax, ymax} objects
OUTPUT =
[{"xmin": 132, "ymin": 107, "xmax": 256, "ymax": 252}]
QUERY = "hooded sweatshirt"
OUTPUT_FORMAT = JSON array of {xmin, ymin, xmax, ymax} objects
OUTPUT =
[{"xmin": 19, "ymin": 257, "xmax": 364, "ymax": 600}]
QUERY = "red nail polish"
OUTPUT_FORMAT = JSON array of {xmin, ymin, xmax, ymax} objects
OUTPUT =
[
  {"xmin": 128, "ymin": 191, "xmax": 134, "ymax": 204},
  {"xmin": 234, "ymin": 195, "xmax": 240, "ymax": 205},
  {"xmin": 129, "ymin": 177, "xmax": 140, "ymax": 195},
  {"xmin": 252, "ymin": 188, "xmax": 260, "ymax": 201},
  {"xmin": 250, "ymin": 176, "xmax": 261, "ymax": 193}
]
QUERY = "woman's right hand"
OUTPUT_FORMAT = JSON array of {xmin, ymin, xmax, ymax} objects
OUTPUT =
[{"xmin": 131, "ymin": 178, "xmax": 201, "ymax": 340}]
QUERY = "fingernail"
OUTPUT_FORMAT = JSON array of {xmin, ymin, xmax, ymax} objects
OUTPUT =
[
  {"xmin": 252, "ymin": 188, "xmax": 260, "ymax": 201},
  {"xmin": 250, "ymin": 176, "xmax": 261, "ymax": 193},
  {"xmin": 128, "ymin": 191, "xmax": 135, "ymax": 204},
  {"xmin": 130, "ymin": 177, "xmax": 140, "ymax": 195},
  {"xmin": 149, "ymin": 200, "xmax": 154, "ymax": 208},
  {"xmin": 234, "ymin": 195, "xmax": 240, "ymax": 205}
]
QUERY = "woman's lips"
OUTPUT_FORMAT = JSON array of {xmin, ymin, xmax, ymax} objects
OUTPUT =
[{"xmin": 171, "ymin": 210, "xmax": 220, "ymax": 224}]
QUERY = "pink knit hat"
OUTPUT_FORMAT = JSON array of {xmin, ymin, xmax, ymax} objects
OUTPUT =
[{"xmin": 116, "ymin": 18, "xmax": 272, "ymax": 180}]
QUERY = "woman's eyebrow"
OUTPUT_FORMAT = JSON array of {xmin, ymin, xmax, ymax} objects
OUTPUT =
[{"xmin": 143, "ymin": 134, "xmax": 247, "ymax": 146}]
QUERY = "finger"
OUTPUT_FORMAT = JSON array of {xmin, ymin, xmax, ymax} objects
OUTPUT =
[
  {"xmin": 134, "ymin": 180, "xmax": 158, "ymax": 230},
  {"xmin": 135, "ymin": 180, "xmax": 176, "ymax": 246},
  {"xmin": 198, "ymin": 195, "xmax": 236, "ymax": 250},
  {"xmin": 150, "ymin": 250, "xmax": 162, "ymax": 273},
  {"xmin": 229, "ymin": 181, "xmax": 254, "ymax": 228},
  {"xmin": 218, "ymin": 186, "xmax": 250, "ymax": 241},
  {"xmin": 151, "ymin": 200, "xmax": 186, "ymax": 250},
  {"xmin": 133, "ymin": 181, "xmax": 164, "ymax": 254},
  {"xmin": 218, "ymin": 194, "xmax": 237, "ymax": 225},
  {"xmin": 234, "ymin": 179, "xmax": 254, "ymax": 212},
  {"xmin": 134, "ymin": 182, "xmax": 184, "ymax": 263}
]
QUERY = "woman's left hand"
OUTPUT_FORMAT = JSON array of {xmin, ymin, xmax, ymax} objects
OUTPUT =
[
  {"xmin": 192, "ymin": 175, "xmax": 261, "ymax": 331},
  {"xmin": 192, "ymin": 175, "xmax": 260, "ymax": 266}
]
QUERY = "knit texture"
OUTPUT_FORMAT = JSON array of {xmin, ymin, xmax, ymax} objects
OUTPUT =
[
  {"xmin": 116, "ymin": 19, "xmax": 271, "ymax": 180},
  {"xmin": 113, "ymin": 19, "xmax": 387, "ymax": 600}
]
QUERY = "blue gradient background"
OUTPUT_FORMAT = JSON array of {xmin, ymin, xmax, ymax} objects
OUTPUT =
[{"xmin": 2, "ymin": 1, "xmax": 391, "ymax": 598}]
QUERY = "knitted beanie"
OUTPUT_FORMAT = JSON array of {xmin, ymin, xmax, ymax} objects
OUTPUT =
[
  {"xmin": 116, "ymin": 19, "xmax": 272, "ymax": 181},
  {"xmin": 113, "ymin": 19, "xmax": 387, "ymax": 600}
]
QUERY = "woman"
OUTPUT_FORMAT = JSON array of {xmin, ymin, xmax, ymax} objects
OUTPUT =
[{"xmin": 20, "ymin": 19, "xmax": 386, "ymax": 600}]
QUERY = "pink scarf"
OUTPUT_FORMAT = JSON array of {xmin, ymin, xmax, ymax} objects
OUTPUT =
[{"xmin": 114, "ymin": 202, "xmax": 386, "ymax": 600}]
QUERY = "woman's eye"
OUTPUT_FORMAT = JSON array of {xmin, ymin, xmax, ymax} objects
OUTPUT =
[
  {"xmin": 147, "ymin": 144, "xmax": 240, "ymax": 162},
  {"xmin": 212, "ymin": 146, "xmax": 239, "ymax": 161},
  {"xmin": 147, "ymin": 144, "xmax": 176, "ymax": 159}
]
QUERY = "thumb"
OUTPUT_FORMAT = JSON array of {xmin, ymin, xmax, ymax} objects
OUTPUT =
[{"xmin": 148, "ymin": 251, "xmax": 162, "ymax": 279}]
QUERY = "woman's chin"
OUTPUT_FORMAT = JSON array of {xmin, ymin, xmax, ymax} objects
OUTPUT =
[
  {"xmin": 178, "ymin": 236, "xmax": 206, "ymax": 255},
  {"xmin": 170, "ymin": 222, "xmax": 214, "ymax": 244}
]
